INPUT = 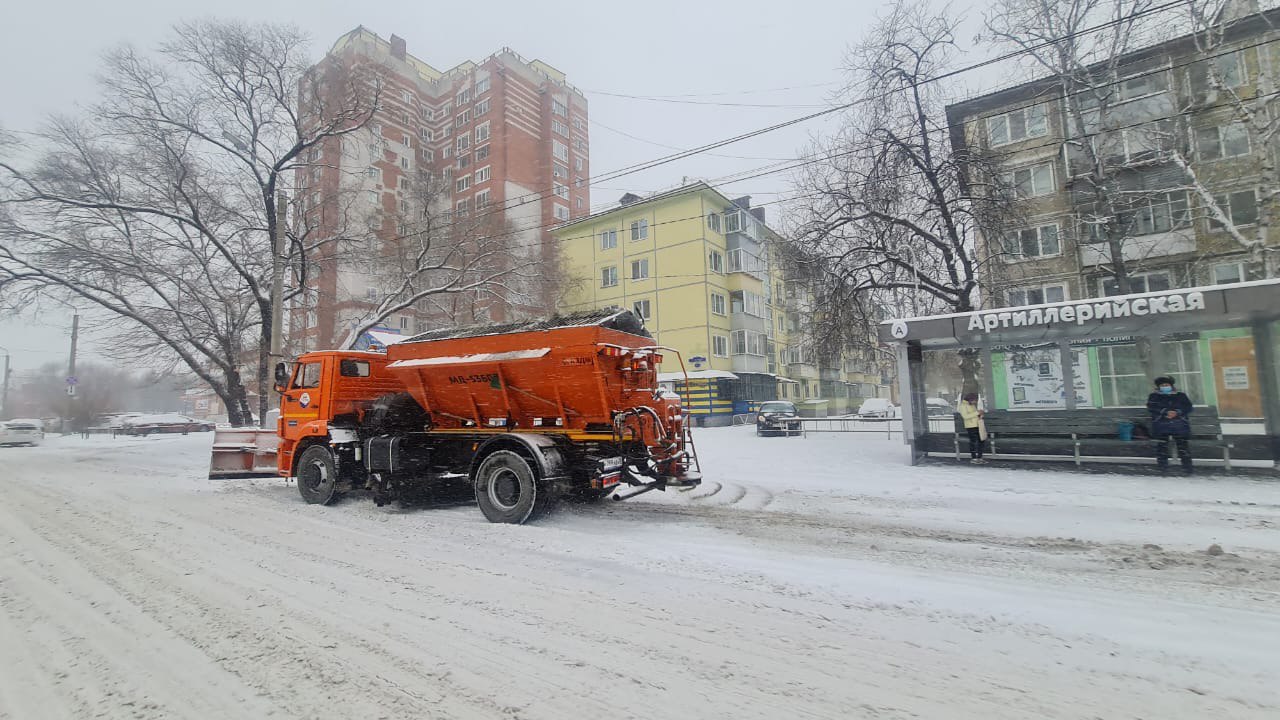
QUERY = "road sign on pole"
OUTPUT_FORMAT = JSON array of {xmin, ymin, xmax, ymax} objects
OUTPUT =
[
  {"xmin": 66, "ymin": 376, "xmax": 78, "ymax": 386},
  {"xmin": 66, "ymin": 385, "xmax": 77, "ymax": 397}
]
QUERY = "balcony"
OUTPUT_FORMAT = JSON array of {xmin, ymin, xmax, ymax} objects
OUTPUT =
[
  {"xmin": 727, "ymin": 248, "xmax": 765, "ymax": 280},
  {"xmin": 731, "ymin": 353, "xmax": 768, "ymax": 373},
  {"xmin": 1078, "ymin": 229, "xmax": 1196, "ymax": 265}
]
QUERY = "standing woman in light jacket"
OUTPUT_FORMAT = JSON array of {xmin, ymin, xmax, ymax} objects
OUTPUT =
[{"xmin": 958, "ymin": 392, "xmax": 986, "ymax": 464}]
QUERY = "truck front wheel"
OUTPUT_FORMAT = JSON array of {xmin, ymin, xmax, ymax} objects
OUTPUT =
[
  {"xmin": 296, "ymin": 445, "xmax": 339, "ymax": 505},
  {"xmin": 474, "ymin": 450, "xmax": 548, "ymax": 524}
]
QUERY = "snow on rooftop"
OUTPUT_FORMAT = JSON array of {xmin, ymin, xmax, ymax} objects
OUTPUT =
[{"xmin": 387, "ymin": 348, "xmax": 551, "ymax": 368}]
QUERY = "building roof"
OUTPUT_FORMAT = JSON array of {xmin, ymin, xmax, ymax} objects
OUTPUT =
[
  {"xmin": 552, "ymin": 180, "xmax": 779, "ymax": 238},
  {"xmin": 400, "ymin": 307, "xmax": 651, "ymax": 344}
]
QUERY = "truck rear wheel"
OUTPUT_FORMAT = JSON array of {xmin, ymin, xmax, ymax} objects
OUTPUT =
[
  {"xmin": 296, "ymin": 445, "xmax": 339, "ymax": 505},
  {"xmin": 473, "ymin": 450, "xmax": 549, "ymax": 524}
]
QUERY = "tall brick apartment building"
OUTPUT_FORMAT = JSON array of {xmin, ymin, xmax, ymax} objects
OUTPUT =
[{"xmin": 293, "ymin": 27, "xmax": 590, "ymax": 350}]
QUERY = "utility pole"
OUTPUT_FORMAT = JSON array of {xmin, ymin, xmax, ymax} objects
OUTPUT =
[
  {"xmin": 66, "ymin": 313, "xmax": 79, "ymax": 433},
  {"xmin": 268, "ymin": 191, "xmax": 288, "ymax": 423}
]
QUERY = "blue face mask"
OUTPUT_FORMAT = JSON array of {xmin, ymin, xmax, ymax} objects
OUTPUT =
[{"xmin": 1158, "ymin": 386, "xmax": 1174, "ymax": 394}]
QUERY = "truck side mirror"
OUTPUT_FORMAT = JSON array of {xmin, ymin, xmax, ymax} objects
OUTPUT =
[{"xmin": 273, "ymin": 362, "xmax": 290, "ymax": 392}]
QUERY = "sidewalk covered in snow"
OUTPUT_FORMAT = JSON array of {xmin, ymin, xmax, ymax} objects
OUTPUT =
[{"xmin": 880, "ymin": 280, "xmax": 1280, "ymax": 469}]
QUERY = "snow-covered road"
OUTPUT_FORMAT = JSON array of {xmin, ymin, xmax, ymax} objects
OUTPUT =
[{"xmin": 1, "ymin": 428, "xmax": 1278, "ymax": 719}]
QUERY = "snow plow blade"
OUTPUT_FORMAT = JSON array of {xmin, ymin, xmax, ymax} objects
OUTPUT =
[{"xmin": 208, "ymin": 428, "xmax": 279, "ymax": 479}]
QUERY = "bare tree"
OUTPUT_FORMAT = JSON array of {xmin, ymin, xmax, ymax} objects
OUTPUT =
[
  {"xmin": 0, "ymin": 20, "xmax": 378, "ymax": 424},
  {"xmin": 784, "ymin": 0, "xmax": 1014, "ymax": 390}
]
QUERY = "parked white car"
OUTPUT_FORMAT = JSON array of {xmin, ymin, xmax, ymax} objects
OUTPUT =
[
  {"xmin": 856, "ymin": 398, "xmax": 899, "ymax": 419},
  {"xmin": 0, "ymin": 420, "xmax": 44, "ymax": 446}
]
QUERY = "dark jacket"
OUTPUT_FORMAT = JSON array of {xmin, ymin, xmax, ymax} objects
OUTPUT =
[{"xmin": 1147, "ymin": 391, "xmax": 1193, "ymax": 437}]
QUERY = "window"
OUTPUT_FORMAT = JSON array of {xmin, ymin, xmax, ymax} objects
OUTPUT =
[
  {"xmin": 456, "ymin": 88, "xmax": 472, "ymax": 104},
  {"xmin": 601, "ymin": 266, "xmax": 618, "ymax": 287},
  {"xmin": 1101, "ymin": 271, "xmax": 1172, "ymax": 296},
  {"xmin": 706, "ymin": 212, "xmax": 722, "ymax": 233},
  {"xmin": 474, "ymin": 76, "xmax": 490, "ymax": 95},
  {"xmin": 455, "ymin": 199, "xmax": 469, "ymax": 215},
  {"xmin": 1006, "ymin": 284, "xmax": 1066, "ymax": 306},
  {"xmin": 475, "ymin": 189, "xmax": 491, "ymax": 208},
  {"xmin": 1098, "ymin": 119, "xmax": 1174, "ymax": 165},
  {"xmin": 1196, "ymin": 124, "xmax": 1250, "ymax": 161},
  {"xmin": 1002, "ymin": 224, "xmax": 1060, "ymax": 259},
  {"xmin": 731, "ymin": 330, "xmax": 766, "ymax": 356},
  {"xmin": 400, "ymin": 156, "xmax": 410, "ymax": 170},
  {"xmin": 633, "ymin": 299, "xmax": 651, "ymax": 320},
  {"xmin": 553, "ymin": 140, "xmax": 569, "ymax": 162},
  {"xmin": 574, "ymin": 177, "xmax": 585, "ymax": 188},
  {"xmin": 1210, "ymin": 190, "xmax": 1259, "ymax": 229},
  {"xmin": 475, "ymin": 145, "xmax": 490, "ymax": 162},
  {"xmin": 574, "ymin": 157, "xmax": 584, "ymax": 172},
  {"xmin": 474, "ymin": 121, "xmax": 490, "ymax": 143},
  {"xmin": 456, "ymin": 175, "xmax": 471, "ymax": 192},
  {"xmin": 366, "ymin": 190, "xmax": 380, "ymax": 206},
  {"xmin": 455, "ymin": 109, "xmax": 471, "ymax": 128},
  {"xmin": 630, "ymin": 258, "xmax": 650, "ymax": 279},
  {"xmin": 1117, "ymin": 191, "xmax": 1190, "ymax": 236},
  {"xmin": 1115, "ymin": 70, "xmax": 1169, "ymax": 102},
  {"xmin": 402, "ymin": 134, "xmax": 413, "ymax": 148},
  {"xmin": 708, "ymin": 250, "xmax": 724, "ymax": 273},
  {"xmin": 553, "ymin": 163, "xmax": 568, "ymax": 179},
  {"xmin": 365, "ymin": 287, "xmax": 379, "ymax": 301},
  {"xmin": 712, "ymin": 335, "xmax": 729, "ymax": 358},
  {"xmin": 553, "ymin": 182, "xmax": 569, "ymax": 199},
  {"xmin": 986, "ymin": 103, "xmax": 1048, "ymax": 146},
  {"xmin": 552, "ymin": 119, "xmax": 569, "ymax": 136},
  {"xmin": 294, "ymin": 362, "xmax": 322, "ymax": 389},
  {"xmin": 572, "ymin": 116, "xmax": 585, "ymax": 130},
  {"xmin": 1004, "ymin": 162, "xmax": 1055, "ymax": 198},
  {"xmin": 731, "ymin": 290, "xmax": 765, "ymax": 317},
  {"xmin": 442, "ymin": 145, "xmax": 451, "ymax": 159},
  {"xmin": 554, "ymin": 203, "xmax": 570, "ymax": 221},
  {"xmin": 1212, "ymin": 261, "xmax": 1245, "ymax": 284},
  {"xmin": 552, "ymin": 99, "xmax": 567, "ymax": 117},
  {"xmin": 457, "ymin": 154, "xmax": 471, "ymax": 170},
  {"xmin": 1190, "ymin": 50, "xmax": 1245, "ymax": 95},
  {"xmin": 475, "ymin": 98, "xmax": 491, "ymax": 116},
  {"xmin": 1098, "ymin": 339, "xmax": 1198, "ymax": 407},
  {"xmin": 475, "ymin": 166, "xmax": 491, "ymax": 184},
  {"xmin": 599, "ymin": 229, "xmax": 617, "ymax": 250},
  {"xmin": 576, "ymin": 198, "xmax": 583, "ymax": 209},
  {"xmin": 421, "ymin": 147, "xmax": 433, "ymax": 162},
  {"xmin": 574, "ymin": 137, "xmax": 587, "ymax": 151},
  {"xmin": 399, "ymin": 177, "xmax": 409, "ymax": 191},
  {"xmin": 420, "ymin": 127, "xmax": 432, "ymax": 141},
  {"xmin": 456, "ymin": 135, "xmax": 470, "ymax": 152},
  {"xmin": 630, "ymin": 219, "xmax": 648, "ymax": 241},
  {"xmin": 723, "ymin": 210, "xmax": 742, "ymax": 233},
  {"xmin": 710, "ymin": 292, "xmax": 726, "ymax": 316},
  {"xmin": 365, "ymin": 166, "xmax": 381, "ymax": 182}
]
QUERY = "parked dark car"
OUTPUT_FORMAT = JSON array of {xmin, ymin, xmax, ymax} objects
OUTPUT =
[
  {"xmin": 120, "ymin": 413, "xmax": 216, "ymax": 436},
  {"xmin": 756, "ymin": 401, "xmax": 802, "ymax": 437}
]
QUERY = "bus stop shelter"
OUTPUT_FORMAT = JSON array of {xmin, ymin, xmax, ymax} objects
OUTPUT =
[{"xmin": 879, "ymin": 280, "xmax": 1280, "ymax": 469}]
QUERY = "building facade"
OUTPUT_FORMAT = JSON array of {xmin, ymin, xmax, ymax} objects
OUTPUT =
[
  {"xmin": 293, "ymin": 28, "xmax": 590, "ymax": 351},
  {"xmin": 553, "ymin": 182, "xmax": 889, "ymax": 424},
  {"xmin": 946, "ymin": 8, "xmax": 1278, "ymax": 311}
]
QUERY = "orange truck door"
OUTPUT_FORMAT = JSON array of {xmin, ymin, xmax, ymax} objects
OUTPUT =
[{"xmin": 281, "ymin": 359, "xmax": 326, "ymax": 439}]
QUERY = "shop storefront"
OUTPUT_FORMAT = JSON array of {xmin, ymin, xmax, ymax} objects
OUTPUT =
[{"xmin": 880, "ymin": 280, "xmax": 1280, "ymax": 468}]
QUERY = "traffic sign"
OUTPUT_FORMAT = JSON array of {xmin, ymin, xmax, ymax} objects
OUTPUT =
[
  {"xmin": 66, "ymin": 376, "xmax": 78, "ymax": 386},
  {"xmin": 66, "ymin": 385, "xmax": 77, "ymax": 397}
]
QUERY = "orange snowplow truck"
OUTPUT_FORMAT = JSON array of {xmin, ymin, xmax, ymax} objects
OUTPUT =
[{"xmin": 272, "ymin": 309, "xmax": 701, "ymax": 524}]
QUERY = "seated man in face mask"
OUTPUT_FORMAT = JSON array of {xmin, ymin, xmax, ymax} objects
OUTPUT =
[{"xmin": 1146, "ymin": 376, "xmax": 1194, "ymax": 475}]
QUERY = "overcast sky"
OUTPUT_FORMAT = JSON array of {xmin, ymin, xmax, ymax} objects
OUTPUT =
[{"xmin": 0, "ymin": 0, "xmax": 1002, "ymax": 372}]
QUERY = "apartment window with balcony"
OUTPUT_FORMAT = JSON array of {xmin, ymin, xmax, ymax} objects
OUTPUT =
[
  {"xmin": 710, "ymin": 292, "xmax": 726, "ymax": 316},
  {"xmin": 553, "ymin": 183, "xmax": 569, "ymax": 199},
  {"xmin": 475, "ymin": 189, "xmax": 490, "ymax": 208},
  {"xmin": 1212, "ymin": 261, "xmax": 1245, "ymax": 284},
  {"xmin": 728, "ymin": 248, "xmax": 762, "ymax": 275},
  {"xmin": 630, "ymin": 258, "xmax": 649, "ymax": 280},
  {"xmin": 474, "ymin": 121, "xmax": 490, "ymax": 143},
  {"xmin": 1097, "ymin": 119, "xmax": 1174, "ymax": 165},
  {"xmin": 1003, "ymin": 162, "xmax": 1055, "ymax": 198},
  {"xmin": 708, "ymin": 250, "xmax": 724, "ymax": 273},
  {"xmin": 456, "ymin": 175, "xmax": 471, "ymax": 192},
  {"xmin": 633, "ymin": 299, "xmax": 651, "ymax": 320},
  {"xmin": 732, "ymin": 330, "xmax": 766, "ymax": 356},
  {"xmin": 731, "ymin": 290, "xmax": 765, "ymax": 317},
  {"xmin": 599, "ymin": 229, "xmax": 617, "ymax": 250},
  {"xmin": 474, "ymin": 76, "xmax": 490, "ymax": 95},
  {"xmin": 474, "ymin": 166, "xmax": 491, "ymax": 184},
  {"xmin": 1101, "ymin": 271, "xmax": 1172, "ymax": 296},
  {"xmin": 1196, "ymin": 124, "xmax": 1250, "ymax": 161},
  {"xmin": 455, "ymin": 110, "xmax": 471, "ymax": 128},
  {"xmin": 552, "ymin": 119, "xmax": 569, "ymax": 137},
  {"xmin": 552, "ymin": 99, "xmax": 567, "ymax": 117},
  {"xmin": 474, "ymin": 145, "xmax": 490, "ymax": 162},
  {"xmin": 712, "ymin": 335, "xmax": 729, "ymax": 358},
  {"xmin": 630, "ymin": 219, "xmax": 648, "ymax": 241},
  {"xmin": 1189, "ymin": 50, "xmax": 1245, "ymax": 95},
  {"xmin": 456, "ymin": 88, "xmax": 472, "ymax": 105},
  {"xmin": 554, "ymin": 203, "xmax": 570, "ymax": 221},
  {"xmin": 1209, "ymin": 190, "xmax": 1259, "ymax": 229},
  {"xmin": 1117, "ymin": 191, "xmax": 1191, "ymax": 236},
  {"xmin": 1003, "ymin": 224, "xmax": 1060, "ymax": 259},
  {"xmin": 706, "ymin": 212, "xmax": 721, "ymax": 233},
  {"xmin": 475, "ymin": 98, "xmax": 491, "ymax": 116},
  {"xmin": 1006, "ymin": 283, "xmax": 1067, "ymax": 306},
  {"xmin": 553, "ymin": 140, "xmax": 569, "ymax": 162},
  {"xmin": 601, "ymin": 266, "xmax": 618, "ymax": 287},
  {"xmin": 986, "ymin": 103, "xmax": 1048, "ymax": 146}
]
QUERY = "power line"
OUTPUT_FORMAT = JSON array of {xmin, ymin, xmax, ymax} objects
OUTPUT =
[{"xmin": 585, "ymin": 80, "xmax": 841, "ymax": 100}]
